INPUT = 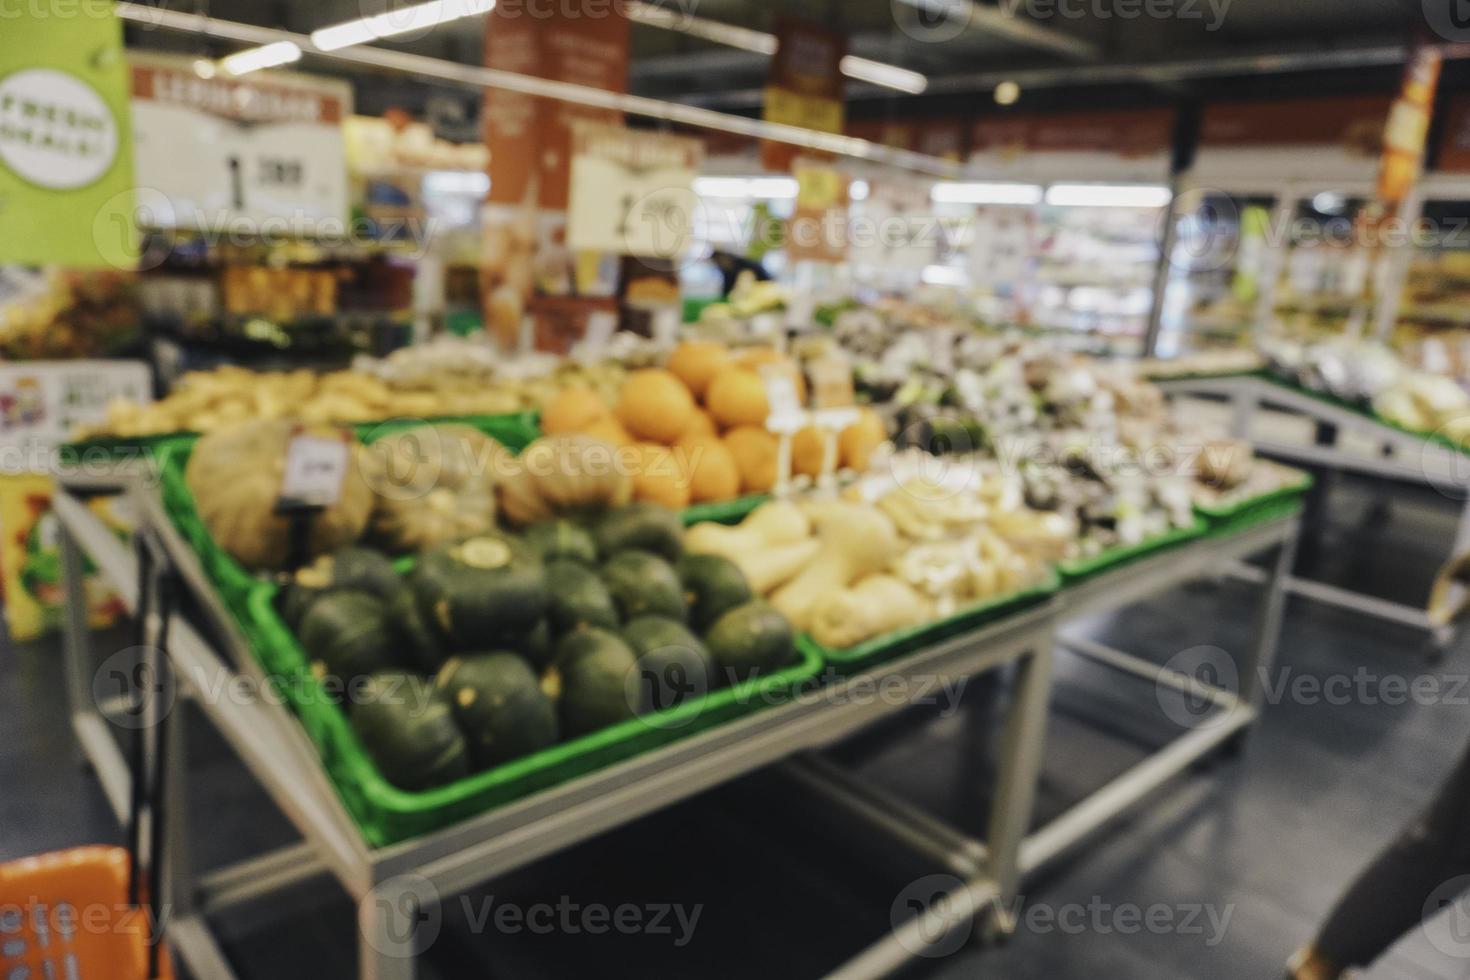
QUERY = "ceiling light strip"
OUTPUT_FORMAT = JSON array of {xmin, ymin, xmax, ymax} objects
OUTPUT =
[
  {"xmin": 625, "ymin": 0, "xmax": 925, "ymax": 94},
  {"xmin": 114, "ymin": 4, "xmax": 962, "ymax": 177}
]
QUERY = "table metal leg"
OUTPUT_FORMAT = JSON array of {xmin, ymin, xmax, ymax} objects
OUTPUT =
[
  {"xmin": 359, "ymin": 878, "xmax": 421, "ymax": 980},
  {"xmin": 1238, "ymin": 534, "xmax": 1296, "ymax": 712},
  {"xmin": 981, "ymin": 636, "xmax": 1054, "ymax": 938}
]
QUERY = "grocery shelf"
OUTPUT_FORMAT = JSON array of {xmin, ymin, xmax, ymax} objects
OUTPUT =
[
  {"xmin": 52, "ymin": 468, "xmax": 1296, "ymax": 980},
  {"xmin": 1158, "ymin": 373, "xmax": 1470, "ymax": 650}
]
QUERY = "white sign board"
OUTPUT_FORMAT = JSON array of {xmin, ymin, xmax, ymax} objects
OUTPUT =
[
  {"xmin": 968, "ymin": 205, "xmax": 1036, "ymax": 286},
  {"xmin": 129, "ymin": 56, "xmax": 351, "ymax": 232},
  {"xmin": 567, "ymin": 122, "xmax": 703, "ymax": 257},
  {"xmin": 851, "ymin": 179, "xmax": 936, "ymax": 271},
  {"xmin": 0, "ymin": 360, "xmax": 151, "ymax": 473}
]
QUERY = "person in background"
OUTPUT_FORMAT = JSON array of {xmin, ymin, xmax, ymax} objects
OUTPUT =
[
  {"xmin": 1287, "ymin": 554, "xmax": 1470, "ymax": 979},
  {"xmin": 709, "ymin": 249, "xmax": 771, "ymax": 299}
]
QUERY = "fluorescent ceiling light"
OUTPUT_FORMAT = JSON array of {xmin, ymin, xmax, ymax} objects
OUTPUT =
[
  {"xmin": 932, "ymin": 182, "xmax": 1042, "ymax": 205},
  {"xmin": 626, "ymin": 1, "xmax": 926, "ymax": 94},
  {"xmin": 313, "ymin": 0, "xmax": 494, "ymax": 51},
  {"xmin": 627, "ymin": 2, "xmax": 775, "ymax": 54},
  {"xmin": 220, "ymin": 41, "xmax": 301, "ymax": 76},
  {"xmin": 839, "ymin": 56, "xmax": 927, "ymax": 94},
  {"xmin": 1045, "ymin": 183, "xmax": 1172, "ymax": 208},
  {"xmin": 693, "ymin": 176, "xmax": 798, "ymax": 200}
]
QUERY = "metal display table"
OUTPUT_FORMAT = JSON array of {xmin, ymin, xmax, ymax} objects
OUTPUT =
[
  {"xmin": 1158, "ymin": 374, "xmax": 1470, "ymax": 649},
  {"xmin": 51, "ymin": 466, "xmax": 1296, "ymax": 980}
]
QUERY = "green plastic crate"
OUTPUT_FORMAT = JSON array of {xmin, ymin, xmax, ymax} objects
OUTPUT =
[
  {"xmin": 798, "ymin": 568, "xmax": 1061, "ymax": 676},
  {"xmin": 61, "ymin": 411, "xmax": 543, "ymax": 469},
  {"xmin": 154, "ymin": 418, "xmax": 823, "ymax": 847},
  {"xmin": 681, "ymin": 494, "xmax": 768, "ymax": 527},
  {"xmin": 1196, "ymin": 471, "xmax": 1313, "ymax": 537},
  {"xmin": 1057, "ymin": 517, "xmax": 1209, "ymax": 584}
]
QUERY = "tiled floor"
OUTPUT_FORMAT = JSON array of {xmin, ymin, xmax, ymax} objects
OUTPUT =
[{"xmin": 4, "ymin": 472, "xmax": 1469, "ymax": 979}]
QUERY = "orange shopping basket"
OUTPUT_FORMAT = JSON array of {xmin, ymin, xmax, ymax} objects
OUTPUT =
[{"xmin": 0, "ymin": 846, "xmax": 174, "ymax": 980}]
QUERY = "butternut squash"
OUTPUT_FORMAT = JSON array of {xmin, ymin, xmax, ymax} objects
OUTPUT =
[
  {"xmin": 771, "ymin": 503, "xmax": 900, "ymax": 630},
  {"xmin": 682, "ymin": 500, "xmax": 810, "ymax": 558},
  {"xmin": 808, "ymin": 575, "xmax": 931, "ymax": 649}
]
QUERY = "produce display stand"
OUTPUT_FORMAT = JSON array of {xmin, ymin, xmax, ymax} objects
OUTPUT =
[
  {"xmin": 1157, "ymin": 373, "xmax": 1470, "ymax": 650},
  {"xmin": 50, "ymin": 460, "xmax": 1298, "ymax": 980}
]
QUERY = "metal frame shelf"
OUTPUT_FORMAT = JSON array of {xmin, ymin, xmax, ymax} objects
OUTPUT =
[
  {"xmin": 1158, "ymin": 374, "xmax": 1470, "ymax": 649},
  {"xmin": 51, "ymin": 465, "xmax": 1296, "ymax": 980}
]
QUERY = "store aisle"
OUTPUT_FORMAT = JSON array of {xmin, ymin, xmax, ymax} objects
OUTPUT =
[{"xmin": 3, "ymin": 474, "xmax": 1468, "ymax": 980}]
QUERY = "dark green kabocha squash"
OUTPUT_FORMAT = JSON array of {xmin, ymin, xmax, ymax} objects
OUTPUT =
[
  {"xmin": 300, "ymin": 590, "xmax": 399, "ymax": 686},
  {"xmin": 435, "ymin": 652, "xmax": 558, "ymax": 768},
  {"xmin": 524, "ymin": 520, "xmax": 599, "ymax": 566},
  {"xmin": 703, "ymin": 599, "xmax": 795, "ymax": 684},
  {"xmin": 352, "ymin": 671, "xmax": 470, "ymax": 791},
  {"xmin": 411, "ymin": 533, "xmax": 547, "ymax": 648},
  {"xmin": 621, "ymin": 615, "xmax": 712, "ymax": 715},
  {"xmin": 280, "ymin": 546, "xmax": 400, "ymax": 629},
  {"xmin": 544, "ymin": 627, "xmax": 639, "ymax": 737},
  {"xmin": 675, "ymin": 552, "xmax": 753, "ymax": 631},
  {"xmin": 543, "ymin": 559, "xmax": 620, "ymax": 636},
  {"xmin": 600, "ymin": 550, "xmax": 685, "ymax": 622},
  {"xmin": 593, "ymin": 503, "xmax": 684, "ymax": 563}
]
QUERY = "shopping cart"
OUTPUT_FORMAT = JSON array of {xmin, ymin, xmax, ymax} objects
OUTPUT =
[{"xmin": 0, "ymin": 846, "xmax": 174, "ymax": 979}]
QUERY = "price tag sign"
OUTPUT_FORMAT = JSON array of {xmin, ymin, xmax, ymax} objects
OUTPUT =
[
  {"xmin": 808, "ymin": 355, "xmax": 855, "ymax": 410},
  {"xmin": 277, "ymin": 432, "xmax": 350, "ymax": 511},
  {"xmin": 760, "ymin": 363, "xmax": 805, "ymax": 434},
  {"xmin": 567, "ymin": 122, "xmax": 703, "ymax": 257}
]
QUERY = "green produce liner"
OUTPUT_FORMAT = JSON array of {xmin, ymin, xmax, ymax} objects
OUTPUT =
[
  {"xmin": 799, "ymin": 568, "xmax": 1062, "ymax": 676},
  {"xmin": 155, "ymin": 418, "xmax": 823, "ymax": 847},
  {"xmin": 1057, "ymin": 517, "xmax": 1209, "ymax": 584},
  {"xmin": 1196, "ymin": 471, "xmax": 1313, "ymax": 537},
  {"xmin": 59, "ymin": 411, "xmax": 544, "ymax": 469},
  {"xmin": 681, "ymin": 494, "xmax": 767, "ymax": 527}
]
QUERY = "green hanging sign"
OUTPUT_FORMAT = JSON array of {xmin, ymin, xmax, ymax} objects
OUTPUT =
[{"xmin": 0, "ymin": 5, "xmax": 136, "ymax": 268}]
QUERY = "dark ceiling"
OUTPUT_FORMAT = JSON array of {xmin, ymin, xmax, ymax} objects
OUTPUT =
[{"xmin": 125, "ymin": 0, "xmax": 1447, "ymax": 143}]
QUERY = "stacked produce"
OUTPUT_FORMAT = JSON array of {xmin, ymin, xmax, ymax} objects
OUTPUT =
[
  {"xmin": 74, "ymin": 356, "xmax": 626, "ymax": 440},
  {"xmin": 1262, "ymin": 336, "xmax": 1470, "ymax": 445},
  {"xmin": 540, "ymin": 340, "xmax": 887, "ymax": 507},
  {"xmin": 184, "ymin": 419, "xmax": 797, "ymax": 792},
  {"xmin": 684, "ymin": 484, "xmax": 1065, "ymax": 651}
]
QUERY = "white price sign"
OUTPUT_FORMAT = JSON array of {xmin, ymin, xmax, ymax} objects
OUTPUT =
[
  {"xmin": 278, "ymin": 434, "xmax": 350, "ymax": 510},
  {"xmin": 567, "ymin": 122, "xmax": 703, "ymax": 257},
  {"xmin": 968, "ymin": 205, "xmax": 1035, "ymax": 286},
  {"xmin": 130, "ymin": 56, "xmax": 351, "ymax": 231}
]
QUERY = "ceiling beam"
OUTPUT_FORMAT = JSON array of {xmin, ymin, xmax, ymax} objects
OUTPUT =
[
  {"xmin": 114, "ymin": 4, "xmax": 965, "ymax": 175},
  {"xmin": 892, "ymin": 0, "xmax": 1101, "ymax": 61},
  {"xmin": 666, "ymin": 37, "xmax": 1461, "ymax": 110}
]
